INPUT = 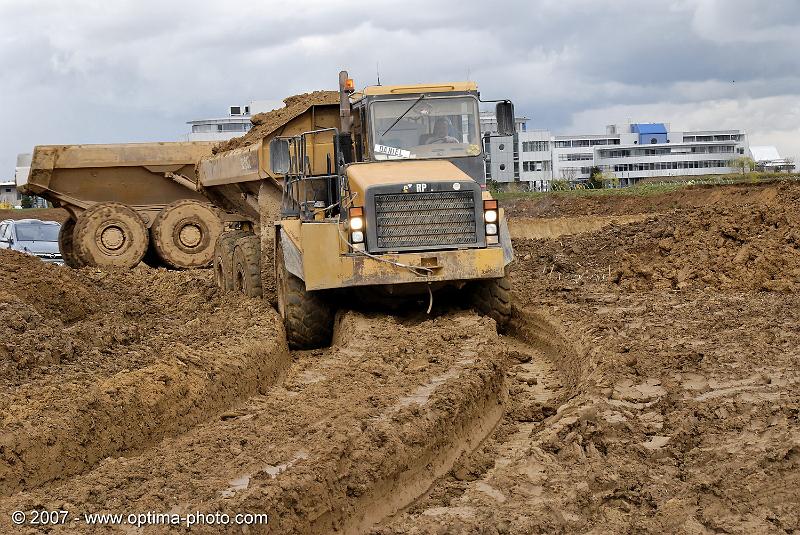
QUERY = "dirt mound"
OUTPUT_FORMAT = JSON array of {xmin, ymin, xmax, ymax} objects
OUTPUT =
[
  {"xmin": 0, "ymin": 250, "xmax": 99, "ymax": 373},
  {"xmin": 212, "ymin": 90, "xmax": 339, "ymax": 154},
  {"xmin": 505, "ymin": 179, "xmax": 792, "ymax": 219},
  {"xmin": 1, "ymin": 252, "xmax": 288, "ymax": 494},
  {"xmin": 512, "ymin": 187, "xmax": 800, "ymax": 293},
  {"xmin": 0, "ymin": 208, "xmax": 69, "ymax": 223}
]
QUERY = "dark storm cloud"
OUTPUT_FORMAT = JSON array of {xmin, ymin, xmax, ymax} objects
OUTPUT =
[{"xmin": 1, "ymin": 0, "xmax": 799, "ymax": 175}]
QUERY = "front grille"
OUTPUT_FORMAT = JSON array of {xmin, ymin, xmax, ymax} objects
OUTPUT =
[{"xmin": 373, "ymin": 191, "xmax": 478, "ymax": 249}]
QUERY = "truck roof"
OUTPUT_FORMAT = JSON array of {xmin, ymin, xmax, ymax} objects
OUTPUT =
[{"xmin": 360, "ymin": 82, "xmax": 478, "ymax": 96}]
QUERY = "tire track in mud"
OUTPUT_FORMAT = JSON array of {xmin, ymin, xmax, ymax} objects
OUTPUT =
[
  {"xmin": 0, "ymin": 311, "xmax": 510, "ymax": 534},
  {"xmin": 377, "ymin": 307, "xmax": 587, "ymax": 533}
]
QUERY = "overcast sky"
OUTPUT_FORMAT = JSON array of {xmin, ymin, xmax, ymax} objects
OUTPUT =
[{"xmin": 2, "ymin": 0, "xmax": 799, "ymax": 175}]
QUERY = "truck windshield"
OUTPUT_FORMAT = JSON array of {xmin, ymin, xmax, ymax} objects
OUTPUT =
[
  {"xmin": 371, "ymin": 96, "xmax": 481, "ymax": 160},
  {"xmin": 15, "ymin": 223, "xmax": 59, "ymax": 242}
]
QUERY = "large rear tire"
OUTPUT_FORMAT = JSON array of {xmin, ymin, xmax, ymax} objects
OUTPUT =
[
  {"xmin": 74, "ymin": 202, "xmax": 148, "ymax": 268},
  {"xmin": 151, "ymin": 200, "xmax": 223, "ymax": 269},
  {"xmin": 276, "ymin": 237, "xmax": 334, "ymax": 350},
  {"xmin": 213, "ymin": 230, "xmax": 249, "ymax": 291},
  {"xmin": 233, "ymin": 235, "xmax": 263, "ymax": 298},
  {"xmin": 469, "ymin": 277, "xmax": 512, "ymax": 332},
  {"xmin": 58, "ymin": 218, "xmax": 84, "ymax": 268}
]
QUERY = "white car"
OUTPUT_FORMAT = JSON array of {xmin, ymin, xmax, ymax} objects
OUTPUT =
[{"xmin": 0, "ymin": 219, "xmax": 64, "ymax": 265}]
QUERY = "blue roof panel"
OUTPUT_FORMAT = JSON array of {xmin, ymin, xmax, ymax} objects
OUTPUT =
[{"xmin": 632, "ymin": 123, "xmax": 667, "ymax": 134}]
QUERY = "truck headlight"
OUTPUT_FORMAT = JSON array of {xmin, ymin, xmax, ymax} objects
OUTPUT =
[
  {"xmin": 349, "ymin": 206, "xmax": 364, "ymax": 231},
  {"xmin": 485, "ymin": 223, "xmax": 498, "ymax": 235},
  {"xmin": 483, "ymin": 199, "xmax": 499, "ymax": 225},
  {"xmin": 352, "ymin": 230, "xmax": 364, "ymax": 243}
]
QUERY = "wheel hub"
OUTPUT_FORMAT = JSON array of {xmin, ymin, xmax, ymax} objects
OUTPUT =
[
  {"xmin": 178, "ymin": 223, "xmax": 202, "ymax": 248},
  {"xmin": 100, "ymin": 226, "xmax": 125, "ymax": 250}
]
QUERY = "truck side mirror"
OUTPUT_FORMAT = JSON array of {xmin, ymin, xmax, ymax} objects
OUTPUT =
[
  {"xmin": 495, "ymin": 101, "xmax": 516, "ymax": 136},
  {"xmin": 269, "ymin": 138, "xmax": 291, "ymax": 175}
]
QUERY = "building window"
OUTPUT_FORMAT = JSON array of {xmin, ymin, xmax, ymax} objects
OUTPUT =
[
  {"xmin": 498, "ymin": 143, "xmax": 505, "ymax": 151},
  {"xmin": 558, "ymin": 153, "xmax": 594, "ymax": 162},
  {"xmin": 522, "ymin": 141, "xmax": 550, "ymax": 152},
  {"xmin": 499, "ymin": 164, "xmax": 506, "ymax": 171}
]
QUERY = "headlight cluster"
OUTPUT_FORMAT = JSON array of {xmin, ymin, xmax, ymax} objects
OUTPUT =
[
  {"xmin": 484, "ymin": 199, "xmax": 499, "ymax": 243},
  {"xmin": 349, "ymin": 207, "xmax": 364, "ymax": 244},
  {"xmin": 483, "ymin": 199, "xmax": 500, "ymax": 244}
]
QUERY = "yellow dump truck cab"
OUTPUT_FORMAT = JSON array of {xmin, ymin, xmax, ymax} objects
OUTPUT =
[
  {"xmin": 282, "ymin": 158, "xmax": 512, "ymax": 292},
  {"xmin": 201, "ymin": 72, "xmax": 517, "ymax": 349}
]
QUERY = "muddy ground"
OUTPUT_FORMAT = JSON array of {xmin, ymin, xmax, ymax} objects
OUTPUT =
[
  {"xmin": 0, "ymin": 208, "xmax": 69, "ymax": 223},
  {"xmin": 1, "ymin": 180, "xmax": 798, "ymax": 533}
]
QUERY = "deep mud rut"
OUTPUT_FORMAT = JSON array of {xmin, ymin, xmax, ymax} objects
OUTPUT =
[{"xmin": 2, "ymin": 180, "xmax": 799, "ymax": 534}]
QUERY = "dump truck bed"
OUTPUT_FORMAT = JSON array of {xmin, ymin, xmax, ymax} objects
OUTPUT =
[
  {"xmin": 22, "ymin": 142, "xmax": 215, "ymax": 222},
  {"xmin": 20, "ymin": 141, "xmax": 225, "ymax": 270}
]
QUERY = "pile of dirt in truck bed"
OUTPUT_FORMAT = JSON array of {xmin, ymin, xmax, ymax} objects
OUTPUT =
[
  {"xmin": 0, "ymin": 208, "xmax": 69, "ymax": 223},
  {"xmin": 212, "ymin": 90, "xmax": 339, "ymax": 154}
]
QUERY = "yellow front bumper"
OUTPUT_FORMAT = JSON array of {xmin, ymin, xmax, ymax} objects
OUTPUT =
[{"xmin": 281, "ymin": 220, "xmax": 507, "ymax": 291}]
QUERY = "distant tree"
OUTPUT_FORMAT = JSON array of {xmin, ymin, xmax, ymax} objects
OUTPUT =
[
  {"xmin": 21, "ymin": 195, "xmax": 33, "ymax": 208},
  {"xmin": 731, "ymin": 156, "xmax": 756, "ymax": 175},
  {"xmin": 560, "ymin": 167, "xmax": 578, "ymax": 182},
  {"xmin": 588, "ymin": 166, "xmax": 603, "ymax": 189},
  {"xmin": 601, "ymin": 171, "xmax": 620, "ymax": 189}
]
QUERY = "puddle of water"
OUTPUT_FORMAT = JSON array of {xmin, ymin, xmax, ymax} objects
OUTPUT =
[
  {"xmin": 220, "ymin": 451, "xmax": 309, "ymax": 497},
  {"xmin": 263, "ymin": 450, "xmax": 309, "ymax": 478},
  {"xmin": 397, "ymin": 362, "xmax": 472, "ymax": 407},
  {"xmin": 297, "ymin": 370, "xmax": 327, "ymax": 384}
]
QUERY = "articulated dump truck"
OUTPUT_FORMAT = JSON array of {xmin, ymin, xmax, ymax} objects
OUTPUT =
[
  {"xmin": 199, "ymin": 71, "xmax": 517, "ymax": 349},
  {"xmin": 20, "ymin": 142, "xmax": 223, "ymax": 269}
]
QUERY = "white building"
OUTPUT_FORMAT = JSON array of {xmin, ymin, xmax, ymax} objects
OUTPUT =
[
  {"xmin": 185, "ymin": 105, "xmax": 253, "ymax": 142},
  {"xmin": 7, "ymin": 153, "xmax": 46, "ymax": 208},
  {"xmin": 750, "ymin": 146, "xmax": 795, "ymax": 172},
  {"xmin": 185, "ymin": 100, "xmax": 285, "ymax": 142},
  {"xmin": 0, "ymin": 180, "xmax": 19, "ymax": 207},
  {"xmin": 484, "ymin": 119, "xmax": 750, "ymax": 190}
]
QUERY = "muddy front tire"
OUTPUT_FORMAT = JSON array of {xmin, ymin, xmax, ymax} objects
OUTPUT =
[
  {"xmin": 74, "ymin": 202, "xmax": 149, "ymax": 268},
  {"xmin": 470, "ymin": 277, "xmax": 512, "ymax": 332},
  {"xmin": 276, "ymin": 238, "xmax": 334, "ymax": 350},
  {"xmin": 233, "ymin": 235, "xmax": 263, "ymax": 298},
  {"xmin": 213, "ymin": 230, "xmax": 249, "ymax": 291}
]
